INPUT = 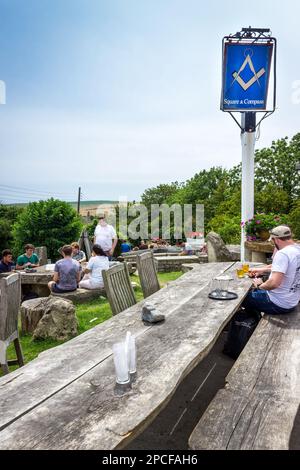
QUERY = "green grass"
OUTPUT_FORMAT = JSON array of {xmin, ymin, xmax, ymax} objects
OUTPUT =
[{"xmin": 4, "ymin": 272, "xmax": 182, "ymax": 375}]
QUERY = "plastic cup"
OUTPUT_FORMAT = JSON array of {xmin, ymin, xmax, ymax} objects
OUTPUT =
[
  {"xmin": 128, "ymin": 336, "xmax": 136, "ymax": 374},
  {"xmin": 112, "ymin": 342, "xmax": 130, "ymax": 384}
]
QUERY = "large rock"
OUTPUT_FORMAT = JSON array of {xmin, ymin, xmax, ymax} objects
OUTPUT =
[
  {"xmin": 29, "ymin": 297, "xmax": 78, "ymax": 341},
  {"xmin": 226, "ymin": 244, "xmax": 241, "ymax": 261},
  {"xmin": 206, "ymin": 232, "xmax": 238, "ymax": 263}
]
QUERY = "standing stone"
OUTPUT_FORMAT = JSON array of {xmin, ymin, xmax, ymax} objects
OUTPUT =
[
  {"xmin": 31, "ymin": 297, "xmax": 78, "ymax": 341},
  {"xmin": 206, "ymin": 232, "xmax": 235, "ymax": 263},
  {"xmin": 35, "ymin": 246, "xmax": 48, "ymax": 266}
]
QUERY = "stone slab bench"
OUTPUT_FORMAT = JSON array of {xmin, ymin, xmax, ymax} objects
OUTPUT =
[
  {"xmin": 189, "ymin": 305, "xmax": 300, "ymax": 450},
  {"xmin": 50, "ymin": 288, "xmax": 106, "ymax": 303},
  {"xmin": 154, "ymin": 255, "xmax": 204, "ymax": 273}
]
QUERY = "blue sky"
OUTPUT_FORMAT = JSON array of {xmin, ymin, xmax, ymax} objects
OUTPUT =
[{"xmin": 0, "ymin": 0, "xmax": 299, "ymax": 203}]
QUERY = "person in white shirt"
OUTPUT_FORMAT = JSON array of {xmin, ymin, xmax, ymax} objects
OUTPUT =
[
  {"xmin": 79, "ymin": 244, "xmax": 109, "ymax": 290},
  {"xmin": 244, "ymin": 225, "xmax": 300, "ymax": 315},
  {"xmin": 93, "ymin": 215, "xmax": 118, "ymax": 258}
]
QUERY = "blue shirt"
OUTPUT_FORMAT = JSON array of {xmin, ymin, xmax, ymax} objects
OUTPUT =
[{"xmin": 121, "ymin": 243, "xmax": 131, "ymax": 253}]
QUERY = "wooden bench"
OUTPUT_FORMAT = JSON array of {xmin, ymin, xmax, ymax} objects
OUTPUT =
[{"xmin": 189, "ymin": 305, "xmax": 300, "ymax": 450}]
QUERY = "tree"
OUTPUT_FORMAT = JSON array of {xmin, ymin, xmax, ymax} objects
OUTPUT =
[
  {"xmin": 255, "ymin": 183, "xmax": 290, "ymax": 214},
  {"xmin": 141, "ymin": 182, "xmax": 183, "ymax": 208},
  {"xmin": 168, "ymin": 167, "xmax": 230, "ymax": 227},
  {"xmin": 0, "ymin": 204, "xmax": 24, "ymax": 253},
  {"xmin": 254, "ymin": 134, "xmax": 300, "ymax": 207},
  {"xmin": 12, "ymin": 199, "xmax": 83, "ymax": 260},
  {"xmin": 288, "ymin": 201, "xmax": 300, "ymax": 240}
]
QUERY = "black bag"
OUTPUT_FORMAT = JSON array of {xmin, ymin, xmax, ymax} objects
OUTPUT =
[{"xmin": 223, "ymin": 309, "xmax": 262, "ymax": 359}]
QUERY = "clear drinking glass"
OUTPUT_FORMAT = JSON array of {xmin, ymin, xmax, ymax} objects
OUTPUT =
[{"xmin": 113, "ymin": 342, "xmax": 130, "ymax": 385}]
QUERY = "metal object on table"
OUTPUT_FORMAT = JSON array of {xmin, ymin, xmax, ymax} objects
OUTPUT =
[{"xmin": 208, "ymin": 275, "xmax": 237, "ymax": 300}]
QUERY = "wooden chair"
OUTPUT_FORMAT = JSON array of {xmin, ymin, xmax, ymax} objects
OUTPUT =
[
  {"xmin": 0, "ymin": 273, "xmax": 24, "ymax": 375},
  {"xmin": 136, "ymin": 251, "xmax": 160, "ymax": 298},
  {"xmin": 102, "ymin": 263, "xmax": 136, "ymax": 315}
]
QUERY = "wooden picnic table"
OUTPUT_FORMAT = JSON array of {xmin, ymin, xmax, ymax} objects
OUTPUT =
[{"xmin": 0, "ymin": 262, "xmax": 253, "ymax": 450}]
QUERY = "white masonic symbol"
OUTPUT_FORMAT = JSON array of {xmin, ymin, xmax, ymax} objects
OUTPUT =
[{"xmin": 231, "ymin": 49, "xmax": 265, "ymax": 91}]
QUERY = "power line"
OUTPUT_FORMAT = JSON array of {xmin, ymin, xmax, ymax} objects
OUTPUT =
[
  {"xmin": 0, "ymin": 191, "xmax": 75, "ymax": 201},
  {"xmin": 0, "ymin": 194, "xmax": 75, "ymax": 203},
  {"xmin": 0, "ymin": 184, "xmax": 75, "ymax": 197}
]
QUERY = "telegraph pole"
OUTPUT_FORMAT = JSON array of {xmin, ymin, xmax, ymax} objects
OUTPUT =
[{"xmin": 77, "ymin": 187, "xmax": 81, "ymax": 215}]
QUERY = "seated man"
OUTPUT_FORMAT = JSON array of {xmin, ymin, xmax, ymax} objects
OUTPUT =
[
  {"xmin": 79, "ymin": 244, "xmax": 109, "ymax": 290},
  {"xmin": 16, "ymin": 244, "xmax": 40, "ymax": 270},
  {"xmin": 48, "ymin": 245, "xmax": 82, "ymax": 294},
  {"xmin": 244, "ymin": 225, "xmax": 300, "ymax": 315},
  {"xmin": 0, "ymin": 249, "xmax": 15, "ymax": 273},
  {"xmin": 71, "ymin": 242, "xmax": 86, "ymax": 263},
  {"xmin": 179, "ymin": 241, "xmax": 193, "ymax": 256},
  {"xmin": 139, "ymin": 240, "xmax": 148, "ymax": 250}
]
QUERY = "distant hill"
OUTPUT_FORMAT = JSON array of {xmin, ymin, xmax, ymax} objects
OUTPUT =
[{"xmin": 2, "ymin": 200, "xmax": 119, "ymax": 217}]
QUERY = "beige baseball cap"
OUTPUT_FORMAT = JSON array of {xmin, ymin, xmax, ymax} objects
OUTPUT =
[{"xmin": 269, "ymin": 225, "xmax": 292, "ymax": 239}]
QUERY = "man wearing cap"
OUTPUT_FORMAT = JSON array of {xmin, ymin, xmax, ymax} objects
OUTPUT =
[
  {"xmin": 244, "ymin": 225, "xmax": 300, "ymax": 315},
  {"xmin": 93, "ymin": 214, "xmax": 118, "ymax": 259}
]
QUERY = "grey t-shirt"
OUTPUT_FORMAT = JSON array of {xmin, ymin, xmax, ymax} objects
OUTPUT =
[
  {"xmin": 72, "ymin": 250, "xmax": 85, "ymax": 262},
  {"xmin": 54, "ymin": 258, "xmax": 81, "ymax": 291}
]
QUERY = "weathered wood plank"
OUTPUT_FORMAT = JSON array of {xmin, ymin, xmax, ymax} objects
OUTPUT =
[
  {"xmin": 0, "ymin": 263, "xmax": 251, "ymax": 449},
  {"xmin": 189, "ymin": 389, "xmax": 300, "ymax": 450},
  {"xmin": 189, "ymin": 307, "xmax": 300, "ymax": 450},
  {"xmin": 225, "ymin": 311, "xmax": 300, "ymax": 400},
  {"xmin": 0, "ymin": 263, "xmax": 232, "ymax": 431}
]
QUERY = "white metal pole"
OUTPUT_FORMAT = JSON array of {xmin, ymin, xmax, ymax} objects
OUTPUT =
[{"xmin": 241, "ymin": 130, "xmax": 255, "ymax": 262}]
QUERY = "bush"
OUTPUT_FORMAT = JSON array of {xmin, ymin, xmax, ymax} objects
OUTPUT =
[
  {"xmin": 12, "ymin": 199, "xmax": 83, "ymax": 260},
  {"xmin": 0, "ymin": 204, "xmax": 24, "ymax": 253},
  {"xmin": 85, "ymin": 218, "xmax": 98, "ymax": 238},
  {"xmin": 0, "ymin": 219, "xmax": 14, "ymax": 253},
  {"xmin": 208, "ymin": 214, "xmax": 241, "ymax": 244}
]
